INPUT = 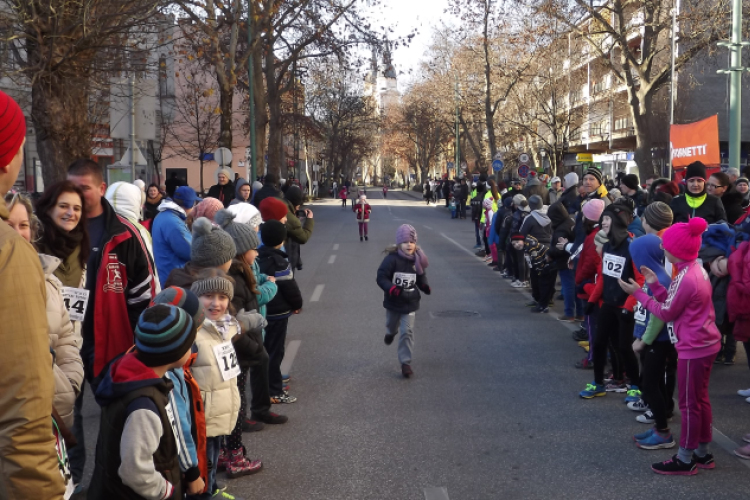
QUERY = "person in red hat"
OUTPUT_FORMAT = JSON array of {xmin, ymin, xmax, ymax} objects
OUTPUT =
[
  {"xmin": 258, "ymin": 196, "xmax": 288, "ymax": 223},
  {"xmin": 0, "ymin": 90, "xmax": 66, "ymax": 496}
]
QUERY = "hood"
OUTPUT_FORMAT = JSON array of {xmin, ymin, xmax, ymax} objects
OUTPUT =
[
  {"xmin": 94, "ymin": 352, "xmax": 172, "ymax": 407},
  {"xmin": 602, "ymin": 204, "xmax": 630, "ymax": 247},
  {"xmin": 530, "ymin": 208, "xmax": 551, "ymax": 227},
  {"xmin": 234, "ymin": 178, "xmax": 250, "ymax": 202},
  {"xmin": 106, "ymin": 181, "xmax": 144, "ymax": 222},
  {"xmin": 548, "ymin": 202, "xmax": 570, "ymax": 228},
  {"xmin": 38, "ymin": 253, "xmax": 62, "ymax": 277},
  {"xmin": 629, "ymin": 234, "xmax": 671, "ymax": 289},
  {"xmin": 158, "ymin": 199, "xmax": 187, "ymax": 219},
  {"xmin": 526, "ymin": 177, "xmax": 541, "ymax": 187}
]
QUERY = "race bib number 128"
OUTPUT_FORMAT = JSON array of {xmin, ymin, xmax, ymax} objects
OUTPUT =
[{"xmin": 213, "ymin": 341, "xmax": 241, "ymax": 381}]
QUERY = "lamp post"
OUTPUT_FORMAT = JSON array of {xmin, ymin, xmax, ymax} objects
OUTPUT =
[
  {"xmin": 718, "ymin": 0, "xmax": 748, "ymax": 171},
  {"xmin": 539, "ymin": 147, "xmax": 547, "ymax": 175}
]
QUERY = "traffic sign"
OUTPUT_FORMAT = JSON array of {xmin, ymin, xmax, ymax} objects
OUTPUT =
[
  {"xmin": 518, "ymin": 164, "xmax": 530, "ymax": 178},
  {"xmin": 461, "ymin": 162, "xmax": 468, "ymax": 171},
  {"xmin": 447, "ymin": 162, "xmax": 455, "ymax": 170},
  {"xmin": 214, "ymin": 147, "xmax": 232, "ymax": 166},
  {"xmin": 493, "ymin": 152, "xmax": 504, "ymax": 161},
  {"xmin": 492, "ymin": 159, "xmax": 504, "ymax": 172},
  {"xmin": 519, "ymin": 153, "xmax": 530, "ymax": 164}
]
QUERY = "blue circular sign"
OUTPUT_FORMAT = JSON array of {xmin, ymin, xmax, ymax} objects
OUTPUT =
[
  {"xmin": 492, "ymin": 159, "xmax": 504, "ymax": 172},
  {"xmin": 518, "ymin": 164, "xmax": 530, "ymax": 178},
  {"xmin": 447, "ymin": 162, "xmax": 455, "ymax": 170}
]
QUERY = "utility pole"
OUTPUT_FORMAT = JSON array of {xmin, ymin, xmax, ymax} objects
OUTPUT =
[
  {"xmin": 247, "ymin": 0, "xmax": 257, "ymax": 181},
  {"xmin": 718, "ymin": 0, "xmax": 748, "ymax": 171},
  {"xmin": 130, "ymin": 74, "xmax": 136, "ymax": 182}
]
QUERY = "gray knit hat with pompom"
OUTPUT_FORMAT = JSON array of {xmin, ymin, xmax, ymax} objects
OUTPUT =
[
  {"xmin": 191, "ymin": 217, "xmax": 236, "ymax": 268},
  {"xmin": 214, "ymin": 209, "xmax": 260, "ymax": 255}
]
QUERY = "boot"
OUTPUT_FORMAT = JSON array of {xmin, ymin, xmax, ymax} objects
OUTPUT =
[
  {"xmin": 217, "ymin": 447, "xmax": 229, "ymax": 472},
  {"xmin": 226, "ymin": 447, "xmax": 263, "ymax": 478}
]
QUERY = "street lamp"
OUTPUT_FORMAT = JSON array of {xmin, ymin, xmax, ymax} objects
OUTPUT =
[{"xmin": 539, "ymin": 147, "xmax": 547, "ymax": 174}]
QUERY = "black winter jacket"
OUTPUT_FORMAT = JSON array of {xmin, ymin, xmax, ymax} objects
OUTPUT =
[
  {"xmin": 376, "ymin": 251, "xmax": 429, "ymax": 314},
  {"xmin": 520, "ymin": 210, "xmax": 552, "ymax": 245},
  {"xmin": 252, "ymin": 184, "xmax": 282, "ymax": 209},
  {"xmin": 257, "ymin": 247, "xmax": 303, "ymax": 319},
  {"xmin": 207, "ymin": 181, "xmax": 235, "ymax": 208},
  {"xmin": 670, "ymin": 193, "xmax": 726, "ymax": 224},
  {"xmin": 228, "ymin": 261, "xmax": 266, "ymax": 369},
  {"xmin": 546, "ymin": 202, "xmax": 575, "ymax": 270}
]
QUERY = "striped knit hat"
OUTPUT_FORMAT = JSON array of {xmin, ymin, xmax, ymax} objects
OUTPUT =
[
  {"xmin": 135, "ymin": 304, "xmax": 197, "ymax": 367},
  {"xmin": 151, "ymin": 286, "xmax": 205, "ymax": 327},
  {"xmin": 190, "ymin": 272, "xmax": 234, "ymax": 301}
]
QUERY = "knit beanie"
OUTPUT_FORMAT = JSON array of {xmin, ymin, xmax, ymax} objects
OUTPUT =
[
  {"xmin": 214, "ymin": 209, "xmax": 260, "ymax": 255},
  {"xmin": 564, "ymin": 172, "xmax": 579, "ymax": 189},
  {"xmin": 594, "ymin": 229, "xmax": 609, "ymax": 247},
  {"xmin": 662, "ymin": 217, "xmax": 708, "ymax": 261},
  {"xmin": 684, "ymin": 161, "xmax": 707, "ymax": 181},
  {"xmin": 285, "ymin": 186, "xmax": 304, "ymax": 208},
  {"xmin": 550, "ymin": 176, "xmax": 561, "ymax": 185},
  {"xmin": 191, "ymin": 217, "xmax": 236, "ymax": 267},
  {"xmin": 190, "ymin": 272, "xmax": 234, "ymax": 301},
  {"xmin": 643, "ymin": 202, "xmax": 673, "ymax": 231},
  {"xmin": 173, "ymin": 186, "xmax": 198, "ymax": 209},
  {"xmin": 0, "ymin": 90, "xmax": 26, "ymax": 169},
  {"xmin": 227, "ymin": 202, "xmax": 263, "ymax": 228},
  {"xmin": 193, "ymin": 197, "xmax": 223, "ymax": 221},
  {"xmin": 152, "ymin": 286, "xmax": 205, "ymax": 327},
  {"xmin": 264, "ymin": 173, "xmax": 278, "ymax": 185},
  {"xmin": 528, "ymin": 194, "xmax": 543, "ymax": 211},
  {"xmin": 584, "ymin": 168, "xmax": 603, "ymax": 186},
  {"xmin": 512, "ymin": 194, "xmax": 527, "ymax": 207},
  {"xmin": 135, "ymin": 305, "xmax": 197, "ymax": 367},
  {"xmin": 510, "ymin": 232, "xmax": 525, "ymax": 241},
  {"xmin": 581, "ymin": 198, "xmax": 605, "ymax": 222},
  {"xmin": 260, "ymin": 220, "xmax": 287, "ymax": 247},
  {"xmin": 609, "ymin": 188, "xmax": 622, "ymax": 200},
  {"xmin": 217, "ymin": 167, "xmax": 233, "ymax": 182},
  {"xmin": 621, "ymin": 174, "xmax": 640, "ymax": 191},
  {"xmin": 259, "ymin": 197, "xmax": 288, "ymax": 222},
  {"xmin": 396, "ymin": 224, "xmax": 418, "ymax": 245},
  {"xmin": 736, "ymin": 177, "xmax": 749, "ymax": 188}
]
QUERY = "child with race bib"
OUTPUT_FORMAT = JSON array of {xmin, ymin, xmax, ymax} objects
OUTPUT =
[
  {"xmin": 619, "ymin": 217, "xmax": 721, "ymax": 476},
  {"xmin": 189, "ymin": 269, "xmax": 244, "ymax": 494},
  {"xmin": 376, "ymin": 224, "xmax": 430, "ymax": 378}
]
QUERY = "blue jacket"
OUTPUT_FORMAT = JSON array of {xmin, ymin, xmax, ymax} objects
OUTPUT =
[
  {"xmin": 165, "ymin": 368, "xmax": 200, "ymax": 481},
  {"xmin": 152, "ymin": 200, "xmax": 192, "ymax": 285},
  {"xmin": 630, "ymin": 234, "xmax": 671, "ymax": 343},
  {"xmin": 252, "ymin": 260, "xmax": 277, "ymax": 340},
  {"xmin": 628, "ymin": 215, "xmax": 645, "ymax": 238}
]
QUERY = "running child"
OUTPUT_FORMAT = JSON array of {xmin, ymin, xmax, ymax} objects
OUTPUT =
[
  {"xmin": 354, "ymin": 195, "xmax": 372, "ymax": 241},
  {"xmin": 376, "ymin": 224, "xmax": 430, "ymax": 378}
]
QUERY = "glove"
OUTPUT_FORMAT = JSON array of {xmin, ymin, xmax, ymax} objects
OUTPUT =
[
  {"xmin": 418, "ymin": 283, "xmax": 431, "ymax": 295},
  {"xmin": 584, "ymin": 301, "xmax": 596, "ymax": 316},
  {"xmin": 236, "ymin": 308, "xmax": 267, "ymax": 334},
  {"xmin": 389, "ymin": 285, "xmax": 403, "ymax": 297}
]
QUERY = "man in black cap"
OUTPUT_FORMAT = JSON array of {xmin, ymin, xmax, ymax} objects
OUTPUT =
[
  {"xmin": 619, "ymin": 173, "xmax": 648, "ymax": 216},
  {"xmin": 252, "ymin": 172, "xmax": 283, "ymax": 208},
  {"xmin": 669, "ymin": 161, "xmax": 726, "ymax": 224}
]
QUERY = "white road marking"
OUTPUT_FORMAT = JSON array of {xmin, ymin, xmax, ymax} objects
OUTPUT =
[
  {"xmin": 423, "ymin": 225, "xmax": 432, "ymax": 230},
  {"xmin": 333, "ymin": 244, "xmax": 340, "ymax": 250},
  {"xmin": 423, "ymin": 487, "xmax": 449, "ymax": 500},
  {"xmin": 440, "ymin": 233, "xmax": 481, "ymax": 258},
  {"xmin": 310, "ymin": 284, "xmax": 325, "ymax": 302},
  {"xmin": 328, "ymin": 255, "xmax": 336, "ymax": 264},
  {"xmin": 280, "ymin": 340, "xmax": 301, "ymax": 376},
  {"xmin": 712, "ymin": 426, "xmax": 750, "ymax": 468}
]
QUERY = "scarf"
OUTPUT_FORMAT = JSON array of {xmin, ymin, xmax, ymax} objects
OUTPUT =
[
  {"xmin": 207, "ymin": 314, "xmax": 234, "ymax": 339},
  {"xmin": 146, "ymin": 193, "xmax": 162, "ymax": 205},
  {"xmin": 37, "ymin": 221, "xmax": 85, "ymax": 265},
  {"xmin": 397, "ymin": 247, "xmax": 429, "ymax": 276},
  {"xmin": 52, "ymin": 246, "xmax": 84, "ymax": 288},
  {"xmin": 686, "ymin": 193, "xmax": 707, "ymax": 208}
]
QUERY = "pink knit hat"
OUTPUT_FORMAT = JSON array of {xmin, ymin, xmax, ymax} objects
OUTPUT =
[
  {"xmin": 582, "ymin": 198, "xmax": 605, "ymax": 222},
  {"xmin": 662, "ymin": 217, "xmax": 707, "ymax": 261},
  {"xmin": 396, "ymin": 224, "xmax": 417, "ymax": 244},
  {"xmin": 192, "ymin": 197, "xmax": 223, "ymax": 221}
]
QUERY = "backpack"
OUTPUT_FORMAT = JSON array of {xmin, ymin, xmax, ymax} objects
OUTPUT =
[{"xmin": 470, "ymin": 193, "xmax": 484, "ymax": 221}]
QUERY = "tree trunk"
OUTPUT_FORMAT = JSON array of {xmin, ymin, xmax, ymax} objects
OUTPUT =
[
  {"xmin": 218, "ymin": 85, "xmax": 234, "ymax": 164},
  {"xmin": 31, "ymin": 77, "xmax": 91, "ymax": 187},
  {"xmin": 482, "ymin": 1, "xmax": 496, "ymax": 160},
  {"xmin": 264, "ymin": 48, "xmax": 283, "ymax": 179},
  {"xmin": 252, "ymin": 52, "xmax": 267, "ymax": 177},
  {"xmin": 630, "ymin": 90, "xmax": 658, "ymax": 180},
  {"xmin": 199, "ymin": 157, "xmax": 205, "ymax": 194}
]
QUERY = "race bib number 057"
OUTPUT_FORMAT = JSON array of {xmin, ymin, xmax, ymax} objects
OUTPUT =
[{"xmin": 602, "ymin": 253, "xmax": 626, "ymax": 279}]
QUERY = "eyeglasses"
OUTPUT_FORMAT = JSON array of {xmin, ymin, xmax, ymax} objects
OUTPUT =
[{"xmin": 707, "ymin": 183, "xmax": 725, "ymax": 190}]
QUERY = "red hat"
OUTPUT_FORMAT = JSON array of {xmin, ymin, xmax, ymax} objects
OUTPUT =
[
  {"xmin": 0, "ymin": 90, "xmax": 26, "ymax": 168},
  {"xmin": 259, "ymin": 197, "xmax": 288, "ymax": 222},
  {"xmin": 657, "ymin": 181, "xmax": 680, "ymax": 197}
]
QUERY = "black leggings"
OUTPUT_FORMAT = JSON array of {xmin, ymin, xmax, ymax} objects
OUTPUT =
[
  {"xmin": 594, "ymin": 303, "xmax": 638, "ymax": 386},
  {"xmin": 639, "ymin": 341, "xmax": 677, "ymax": 430},
  {"xmin": 225, "ymin": 370, "xmax": 248, "ymax": 452}
]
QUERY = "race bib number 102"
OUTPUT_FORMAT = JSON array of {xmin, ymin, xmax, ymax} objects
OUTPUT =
[{"xmin": 602, "ymin": 253, "xmax": 626, "ymax": 279}]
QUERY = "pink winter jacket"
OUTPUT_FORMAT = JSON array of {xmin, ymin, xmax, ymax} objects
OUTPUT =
[
  {"xmin": 633, "ymin": 260, "xmax": 721, "ymax": 360},
  {"xmin": 727, "ymin": 241, "xmax": 750, "ymax": 342}
]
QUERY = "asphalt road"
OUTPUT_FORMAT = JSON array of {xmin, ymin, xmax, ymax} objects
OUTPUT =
[{"xmin": 74, "ymin": 188, "xmax": 750, "ymax": 500}]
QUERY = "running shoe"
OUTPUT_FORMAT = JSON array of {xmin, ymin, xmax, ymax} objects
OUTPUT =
[
  {"xmin": 384, "ymin": 333, "xmax": 395, "ymax": 345},
  {"xmin": 579, "ymin": 382, "xmax": 606, "ymax": 399},
  {"xmin": 521, "ymin": 281, "xmax": 530, "ymax": 288},
  {"xmin": 651, "ymin": 455, "xmax": 697, "ymax": 475},
  {"xmin": 575, "ymin": 358, "xmax": 594, "ymax": 369},
  {"xmin": 633, "ymin": 428, "xmax": 654, "ymax": 441},
  {"xmin": 636, "ymin": 411, "xmax": 655, "ymax": 424},
  {"xmin": 627, "ymin": 399, "xmax": 649, "ymax": 412},
  {"xmin": 510, "ymin": 280, "xmax": 524, "ymax": 288},
  {"xmin": 737, "ymin": 388, "xmax": 750, "ymax": 398},
  {"xmin": 605, "ymin": 380, "xmax": 629, "ymax": 393},
  {"xmin": 637, "ymin": 430, "xmax": 675, "ymax": 450},
  {"xmin": 734, "ymin": 444, "xmax": 750, "ymax": 460},
  {"xmin": 270, "ymin": 391, "xmax": 297, "ymax": 404},
  {"xmin": 531, "ymin": 305, "xmax": 549, "ymax": 313},
  {"xmin": 577, "ymin": 341, "xmax": 589, "ymax": 347},
  {"xmin": 282, "ymin": 374, "xmax": 291, "ymax": 384},
  {"xmin": 525, "ymin": 300, "xmax": 538, "ymax": 307},
  {"xmin": 624, "ymin": 386, "xmax": 642, "ymax": 403},
  {"xmin": 557, "ymin": 315, "xmax": 577, "ymax": 323},
  {"xmin": 572, "ymin": 330, "xmax": 588, "ymax": 342},
  {"xmin": 693, "ymin": 453, "xmax": 715, "ymax": 470}
]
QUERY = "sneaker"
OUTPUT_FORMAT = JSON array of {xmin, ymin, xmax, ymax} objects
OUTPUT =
[
  {"xmin": 510, "ymin": 280, "xmax": 524, "ymax": 288},
  {"xmin": 624, "ymin": 386, "xmax": 642, "ymax": 403},
  {"xmin": 651, "ymin": 455, "xmax": 697, "ymax": 475},
  {"xmin": 475, "ymin": 250, "xmax": 487, "ymax": 257},
  {"xmin": 282, "ymin": 374, "xmax": 291, "ymax": 384},
  {"xmin": 737, "ymin": 388, "xmax": 750, "ymax": 397},
  {"xmin": 72, "ymin": 483, "xmax": 84, "ymax": 495},
  {"xmin": 401, "ymin": 363, "xmax": 413, "ymax": 378},
  {"xmin": 241, "ymin": 418, "xmax": 265, "ymax": 432},
  {"xmin": 636, "ymin": 411, "xmax": 655, "ymax": 424},
  {"xmin": 627, "ymin": 399, "xmax": 650, "ymax": 412},
  {"xmin": 502, "ymin": 273, "xmax": 515, "ymax": 280},
  {"xmin": 572, "ymin": 330, "xmax": 588, "ymax": 342},
  {"xmin": 251, "ymin": 411, "xmax": 288, "ymax": 425},
  {"xmin": 577, "ymin": 341, "xmax": 589, "ymax": 347},
  {"xmin": 724, "ymin": 357, "xmax": 735, "ymax": 365},
  {"xmin": 521, "ymin": 281, "xmax": 530, "ymax": 288},
  {"xmin": 634, "ymin": 428, "xmax": 655, "ymax": 441},
  {"xmin": 575, "ymin": 358, "xmax": 594, "ymax": 369},
  {"xmin": 714, "ymin": 354, "xmax": 724, "ymax": 364},
  {"xmin": 637, "ymin": 430, "xmax": 676, "ymax": 450},
  {"xmin": 605, "ymin": 380, "xmax": 629, "ymax": 393},
  {"xmin": 579, "ymin": 382, "xmax": 606, "ymax": 399},
  {"xmin": 384, "ymin": 333, "xmax": 395, "ymax": 345},
  {"xmin": 693, "ymin": 453, "xmax": 715, "ymax": 470},
  {"xmin": 531, "ymin": 305, "xmax": 549, "ymax": 313},
  {"xmin": 557, "ymin": 315, "xmax": 576, "ymax": 322},
  {"xmin": 360, "ymin": 236, "xmax": 364, "ymax": 242},
  {"xmin": 217, "ymin": 448, "xmax": 229, "ymax": 472},
  {"xmin": 270, "ymin": 391, "xmax": 297, "ymax": 404},
  {"xmin": 734, "ymin": 444, "xmax": 750, "ymax": 460},
  {"xmin": 525, "ymin": 300, "xmax": 538, "ymax": 307},
  {"xmin": 212, "ymin": 490, "xmax": 244, "ymax": 500},
  {"xmin": 473, "ymin": 244, "xmax": 482, "ymax": 249},
  {"xmin": 365, "ymin": 236, "xmax": 368, "ymax": 241},
  {"xmin": 226, "ymin": 448, "xmax": 263, "ymax": 478}
]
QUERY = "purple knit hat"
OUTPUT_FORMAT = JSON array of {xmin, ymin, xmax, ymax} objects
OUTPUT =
[{"xmin": 396, "ymin": 224, "xmax": 417, "ymax": 245}]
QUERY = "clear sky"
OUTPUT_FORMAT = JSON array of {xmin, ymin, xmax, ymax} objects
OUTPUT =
[{"xmin": 366, "ymin": 0, "xmax": 452, "ymax": 89}]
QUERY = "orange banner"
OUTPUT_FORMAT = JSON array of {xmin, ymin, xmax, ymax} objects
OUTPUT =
[{"xmin": 670, "ymin": 115, "xmax": 720, "ymax": 168}]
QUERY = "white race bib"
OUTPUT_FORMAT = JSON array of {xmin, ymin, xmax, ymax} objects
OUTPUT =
[
  {"xmin": 667, "ymin": 322, "xmax": 677, "ymax": 344},
  {"xmin": 634, "ymin": 302, "xmax": 647, "ymax": 322},
  {"xmin": 602, "ymin": 253, "xmax": 626, "ymax": 279},
  {"xmin": 393, "ymin": 272, "xmax": 417, "ymax": 289},
  {"xmin": 61, "ymin": 287, "xmax": 90, "ymax": 322},
  {"xmin": 164, "ymin": 401, "xmax": 180, "ymax": 443},
  {"xmin": 213, "ymin": 341, "xmax": 241, "ymax": 381}
]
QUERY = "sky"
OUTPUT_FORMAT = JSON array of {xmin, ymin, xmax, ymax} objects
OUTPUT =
[{"xmin": 364, "ymin": 0, "xmax": 452, "ymax": 90}]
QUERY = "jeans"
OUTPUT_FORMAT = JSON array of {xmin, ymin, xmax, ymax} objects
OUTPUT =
[
  {"xmin": 206, "ymin": 437, "xmax": 221, "ymax": 495},
  {"xmin": 386, "ymin": 310, "xmax": 416, "ymax": 365},
  {"xmin": 263, "ymin": 318, "xmax": 289, "ymax": 396},
  {"xmin": 558, "ymin": 268, "xmax": 580, "ymax": 318}
]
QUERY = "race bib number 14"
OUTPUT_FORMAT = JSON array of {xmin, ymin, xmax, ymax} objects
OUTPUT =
[{"xmin": 61, "ymin": 287, "xmax": 90, "ymax": 322}]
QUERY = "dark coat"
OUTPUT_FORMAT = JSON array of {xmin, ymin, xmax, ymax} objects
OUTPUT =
[
  {"xmin": 251, "ymin": 183, "xmax": 282, "ymax": 209},
  {"xmin": 207, "ymin": 182, "xmax": 235, "ymax": 208},
  {"xmin": 256, "ymin": 247, "xmax": 303, "ymax": 319},
  {"xmin": 522, "ymin": 177, "xmax": 549, "ymax": 204},
  {"xmin": 546, "ymin": 202, "xmax": 575, "ymax": 270},
  {"xmin": 228, "ymin": 261, "xmax": 266, "ymax": 370},
  {"xmin": 670, "ymin": 193, "xmax": 727, "ymax": 224},
  {"xmin": 376, "ymin": 251, "xmax": 429, "ymax": 314}
]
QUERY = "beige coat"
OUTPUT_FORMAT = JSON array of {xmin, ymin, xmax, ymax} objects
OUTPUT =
[
  {"xmin": 191, "ymin": 319, "xmax": 241, "ymax": 438},
  {"xmin": 0, "ymin": 205, "xmax": 65, "ymax": 499},
  {"xmin": 40, "ymin": 254, "xmax": 85, "ymax": 428}
]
